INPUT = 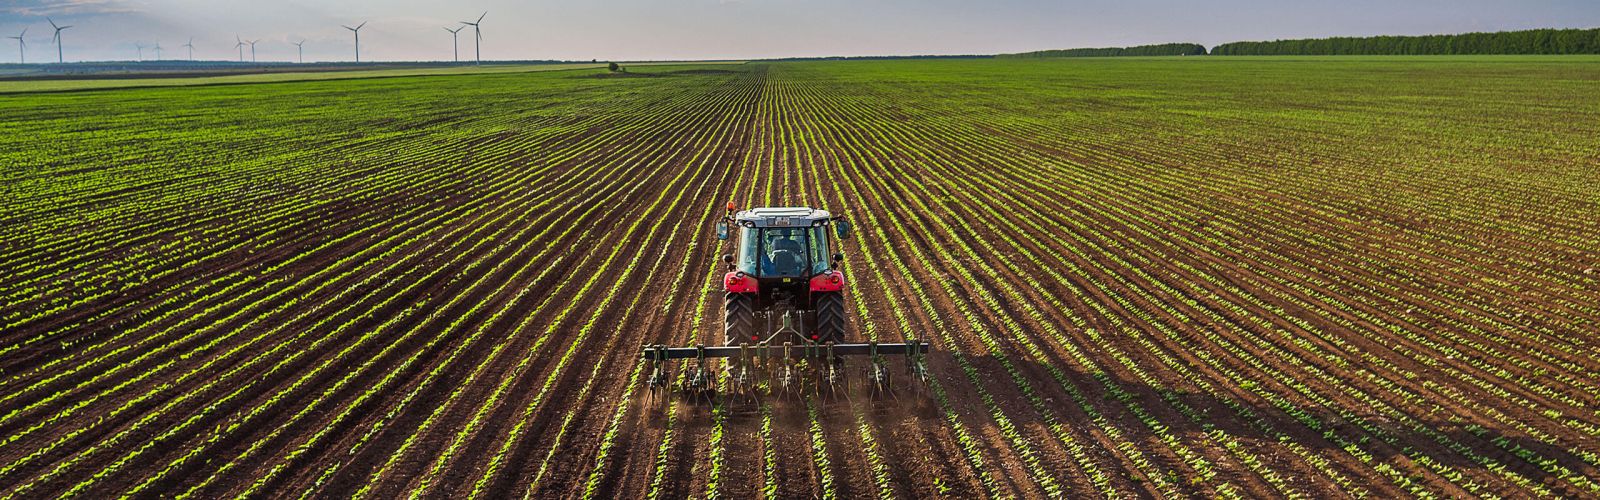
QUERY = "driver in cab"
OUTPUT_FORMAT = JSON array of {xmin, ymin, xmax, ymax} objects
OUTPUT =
[{"xmin": 761, "ymin": 236, "xmax": 806, "ymax": 276}]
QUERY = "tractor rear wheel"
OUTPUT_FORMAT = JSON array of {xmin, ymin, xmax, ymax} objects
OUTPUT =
[
  {"xmin": 724, "ymin": 292, "xmax": 755, "ymax": 345},
  {"xmin": 815, "ymin": 292, "xmax": 846, "ymax": 344}
]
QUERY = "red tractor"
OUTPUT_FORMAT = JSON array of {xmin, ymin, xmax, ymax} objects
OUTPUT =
[
  {"xmin": 641, "ymin": 203, "xmax": 930, "ymax": 398},
  {"xmin": 717, "ymin": 205, "xmax": 850, "ymax": 347}
]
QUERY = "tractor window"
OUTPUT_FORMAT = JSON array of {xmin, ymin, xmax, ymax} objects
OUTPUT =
[
  {"xmin": 760, "ymin": 228, "xmax": 810, "ymax": 277},
  {"xmin": 735, "ymin": 226, "xmax": 830, "ymax": 277},
  {"xmin": 808, "ymin": 226, "xmax": 830, "ymax": 275},
  {"xmin": 737, "ymin": 227, "xmax": 760, "ymax": 275}
]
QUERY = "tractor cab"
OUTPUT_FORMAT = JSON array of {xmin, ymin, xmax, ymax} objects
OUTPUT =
[
  {"xmin": 720, "ymin": 207, "xmax": 847, "ymax": 278},
  {"xmin": 715, "ymin": 205, "xmax": 852, "ymax": 319}
]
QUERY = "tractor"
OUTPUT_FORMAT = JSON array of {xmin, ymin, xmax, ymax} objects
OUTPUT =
[{"xmin": 641, "ymin": 203, "xmax": 930, "ymax": 400}]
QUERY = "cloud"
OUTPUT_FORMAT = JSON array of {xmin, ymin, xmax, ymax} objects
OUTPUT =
[{"xmin": 1, "ymin": 0, "xmax": 144, "ymax": 17}]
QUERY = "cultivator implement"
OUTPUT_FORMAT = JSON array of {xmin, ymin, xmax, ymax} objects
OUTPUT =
[{"xmin": 641, "ymin": 339, "xmax": 930, "ymax": 402}]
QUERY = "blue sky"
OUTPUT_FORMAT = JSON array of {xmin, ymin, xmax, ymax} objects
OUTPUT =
[{"xmin": 1, "ymin": 0, "xmax": 1597, "ymax": 63}]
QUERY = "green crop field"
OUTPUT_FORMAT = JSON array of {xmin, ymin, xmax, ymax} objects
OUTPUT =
[
  {"xmin": 2, "ymin": 57, "xmax": 1598, "ymax": 498},
  {"xmin": 0, "ymin": 61, "xmax": 752, "ymax": 94},
  {"xmin": 0, "ymin": 63, "xmax": 603, "ymax": 94}
]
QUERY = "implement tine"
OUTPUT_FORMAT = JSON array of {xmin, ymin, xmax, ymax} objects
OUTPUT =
[
  {"xmin": 868, "ymin": 341, "xmax": 893, "ymax": 400},
  {"xmin": 692, "ymin": 344, "xmax": 710, "ymax": 402},
  {"xmin": 645, "ymin": 344, "xmax": 669, "ymax": 408},
  {"xmin": 781, "ymin": 342, "xmax": 794, "ymax": 398},
  {"xmin": 905, "ymin": 339, "xmax": 928, "ymax": 399},
  {"xmin": 734, "ymin": 342, "xmax": 753, "ymax": 402},
  {"xmin": 828, "ymin": 342, "xmax": 849, "ymax": 402}
]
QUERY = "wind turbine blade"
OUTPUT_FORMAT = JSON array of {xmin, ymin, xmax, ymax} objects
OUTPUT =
[
  {"xmin": 477, "ymin": 12, "xmax": 487, "ymax": 23},
  {"xmin": 356, "ymin": 21, "xmax": 366, "ymax": 30},
  {"xmin": 48, "ymin": 17, "xmax": 58, "ymax": 30}
]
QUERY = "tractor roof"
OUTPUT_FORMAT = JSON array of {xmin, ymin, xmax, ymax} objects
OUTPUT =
[{"xmin": 733, "ymin": 206, "xmax": 834, "ymax": 228}]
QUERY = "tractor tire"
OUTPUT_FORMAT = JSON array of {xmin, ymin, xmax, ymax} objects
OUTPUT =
[
  {"xmin": 724, "ymin": 292, "xmax": 755, "ymax": 346},
  {"xmin": 815, "ymin": 292, "xmax": 846, "ymax": 344}
]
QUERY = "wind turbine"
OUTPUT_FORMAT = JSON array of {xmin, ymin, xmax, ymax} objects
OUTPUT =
[
  {"xmin": 154, "ymin": 41, "xmax": 162, "ymax": 60},
  {"xmin": 234, "ymin": 36, "xmax": 245, "ymax": 62},
  {"xmin": 293, "ymin": 39, "xmax": 305, "ymax": 63},
  {"xmin": 248, "ymin": 39, "xmax": 258, "ymax": 62},
  {"xmin": 182, "ymin": 37, "xmax": 194, "ymax": 61},
  {"xmin": 460, "ymin": 12, "xmax": 485, "ymax": 65},
  {"xmin": 135, "ymin": 42, "xmax": 145, "ymax": 61},
  {"xmin": 342, "ymin": 21, "xmax": 366, "ymax": 62},
  {"xmin": 49, "ymin": 18, "xmax": 72, "ymax": 63},
  {"xmin": 444, "ymin": 26, "xmax": 462, "ymax": 63},
  {"xmin": 6, "ymin": 28, "xmax": 22, "ymax": 64}
]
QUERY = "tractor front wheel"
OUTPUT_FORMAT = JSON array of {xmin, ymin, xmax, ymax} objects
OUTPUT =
[
  {"xmin": 724, "ymin": 292, "xmax": 755, "ymax": 345},
  {"xmin": 815, "ymin": 292, "xmax": 846, "ymax": 344}
]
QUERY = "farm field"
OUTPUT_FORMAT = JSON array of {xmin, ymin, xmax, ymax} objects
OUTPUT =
[
  {"xmin": 0, "ymin": 63, "xmax": 606, "ymax": 94},
  {"xmin": 2, "ymin": 57, "xmax": 1599, "ymax": 498}
]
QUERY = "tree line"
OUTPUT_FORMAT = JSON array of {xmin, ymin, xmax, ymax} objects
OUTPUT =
[
  {"xmin": 996, "ymin": 27, "xmax": 1600, "ymax": 58},
  {"xmin": 1211, "ymin": 27, "xmax": 1600, "ymax": 55},
  {"xmin": 998, "ymin": 43, "xmax": 1207, "ymax": 58}
]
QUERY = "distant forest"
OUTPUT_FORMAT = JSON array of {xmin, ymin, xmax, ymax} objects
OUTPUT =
[
  {"xmin": 1213, "ymin": 27, "xmax": 1600, "ymax": 55},
  {"xmin": 998, "ymin": 43, "xmax": 1207, "ymax": 58},
  {"xmin": 999, "ymin": 27, "xmax": 1600, "ymax": 58}
]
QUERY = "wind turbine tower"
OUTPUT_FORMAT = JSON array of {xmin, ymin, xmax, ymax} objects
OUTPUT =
[
  {"xmin": 6, "ymin": 28, "xmax": 22, "ymax": 64},
  {"xmin": 235, "ymin": 36, "xmax": 245, "ymax": 62},
  {"xmin": 461, "ymin": 12, "xmax": 485, "ymax": 65},
  {"xmin": 293, "ymin": 40, "xmax": 306, "ymax": 63},
  {"xmin": 248, "ymin": 39, "xmax": 258, "ymax": 62},
  {"xmin": 154, "ymin": 42, "xmax": 162, "ymax": 60},
  {"xmin": 49, "ymin": 18, "xmax": 73, "ymax": 63},
  {"xmin": 444, "ymin": 26, "xmax": 462, "ymax": 63},
  {"xmin": 342, "ymin": 22, "xmax": 366, "ymax": 62},
  {"xmin": 183, "ymin": 37, "xmax": 194, "ymax": 61}
]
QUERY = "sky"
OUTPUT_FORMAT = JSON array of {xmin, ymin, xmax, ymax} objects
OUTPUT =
[{"xmin": 0, "ymin": 0, "xmax": 1597, "ymax": 63}]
